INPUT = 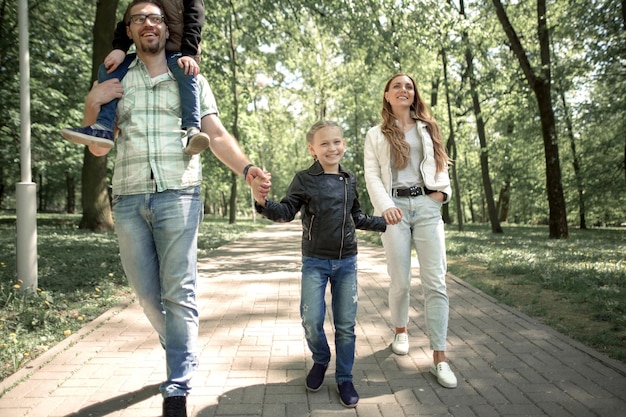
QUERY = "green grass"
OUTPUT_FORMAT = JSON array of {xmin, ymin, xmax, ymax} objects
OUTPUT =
[
  {"xmin": 360, "ymin": 224, "xmax": 626, "ymax": 363},
  {"xmin": 0, "ymin": 213, "xmax": 270, "ymax": 381},
  {"xmin": 446, "ymin": 224, "xmax": 625, "ymax": 362}
]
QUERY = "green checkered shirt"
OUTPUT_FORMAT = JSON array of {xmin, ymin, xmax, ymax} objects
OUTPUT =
[{"xmin": 112, "ymin": 58, "xmax": 218, "ymax": 195}]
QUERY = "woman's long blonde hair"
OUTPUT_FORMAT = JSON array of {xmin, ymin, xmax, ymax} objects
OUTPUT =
[{"xmin": 380, "ymin": 73, "xmax": 449, "ymax": 172}]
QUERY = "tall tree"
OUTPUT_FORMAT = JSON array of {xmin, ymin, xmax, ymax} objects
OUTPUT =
[
  {"xmin": 460, "ymin": 0, "xmax": 502, "ymax": 233},
  {"xmin": 79, "ymin": 0, "xmax": 118, "ymax": 231},
  {"xmin": 441, "ymin": 48, "xmax": 463, "ymax": 230},
  {"xmin": 491, "ymin": 0, "xmax": 568, "ymax": 238}
]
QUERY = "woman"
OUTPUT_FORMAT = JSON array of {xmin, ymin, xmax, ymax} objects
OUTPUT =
[{"xmin": 364, "ymin": 73, "xmax": 457, "ymax": 388}]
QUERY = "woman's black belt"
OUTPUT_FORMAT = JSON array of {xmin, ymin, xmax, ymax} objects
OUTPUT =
[{"xmin": 392, "ymin": 186, "xmax": 435, "ymax": 197}]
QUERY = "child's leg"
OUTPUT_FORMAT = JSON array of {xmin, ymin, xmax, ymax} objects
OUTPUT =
[
  {"xmin": 61, "ymin": 54, "xmax": 134, "ymax": 148},
  {"xmin": 330, "ymin": 256, "xmax": 360, "ymax": 408},
  {"xmin": 95, "ymin": 54, "xmax": 134, "ymax": 130},
  {"xmin": 166, "ymin": 52, "xmax": 209, "ymax": 155},
  {"xmin": 300, "ymin": 258, "xmax": 332, "ymax": 366},
  {"xmin": 330, "ymin": 256, "xmax": 358, "ymax": 383},
  {"xmin": 166, "ymin": 52, "xmax": 201, "ymax": 131}
]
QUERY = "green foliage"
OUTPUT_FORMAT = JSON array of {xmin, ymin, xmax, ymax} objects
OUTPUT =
[
  {"xmin": 1, "ymin": 0, "xmax": 96, "ymax": 211},
  {"xmin": 1, "ymin": 0, "xmax": 625, "ymax": 225}
]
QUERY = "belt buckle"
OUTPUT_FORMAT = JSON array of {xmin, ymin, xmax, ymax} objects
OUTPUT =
[{"xmin": 409, "ymin": 186, "xmax": 420, "ymax": 197}]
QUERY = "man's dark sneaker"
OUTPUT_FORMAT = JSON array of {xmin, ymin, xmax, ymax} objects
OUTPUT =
[
  {"xmin": 61, "ymin": 126, "xmax": 114, "ymax": 148},
  {"xmin": 337, "ymin": 381, "xmax": 359, "ymax": 408},
  {"xmin": 162, "ymin": 395, "xmax": 187, "ymax": 417},
  {"xmin": 183, "ymin": 127, "xmax": 210, "ymax": 155},
  {"xmin": 305, "ymin": 363, "xmax": 328, "ymax": 392}
]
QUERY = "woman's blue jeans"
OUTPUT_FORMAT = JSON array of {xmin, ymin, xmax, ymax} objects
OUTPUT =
[
  {"xmin": 381, "ymin": 195, "xmax": 449, "ymax": 351},
  {"xmin": 96, "ymin": 52, "xmax": 200, "ymax": 131},
  {"xmin": 112, "ymin": 186, "xmax": 202, "ymax": 398},
  {"xmin": 300, "ymin": 255, "xmax": 358, "ymax": 383}
]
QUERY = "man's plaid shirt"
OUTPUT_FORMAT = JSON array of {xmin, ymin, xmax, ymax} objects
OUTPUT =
[{"xmin": 112, "ymin": 58, "xmax": 218, "ymax": 195}]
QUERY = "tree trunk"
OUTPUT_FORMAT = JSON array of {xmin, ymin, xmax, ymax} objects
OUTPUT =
[
  {"xmin": 66, "ymin": 172, "xmax": 75, "ymax": 214},
  {"xmin": 461, "ymin": 0, "xmax": 502, "ymax": 233},
  {"xmin": 440, "ymin": 48, "xmax": 463, "ymax": 230},
  {"xmin": 622, "ymin": 0, "xmax": 626, "ymax": 187},
  {"xmin": 492, "ymin": 0, "xmax": 568, "ymax": 238},
  {"xmin": 79, "ymin": 0, "xmax": 118, "ymax": 231},
  {"xmin": 37, "ymin": 172, "xmax": 43, "ymax": 211},
  {"xmin": 227, "ymin": 14, "xmax": 239, "ymax": 224},
  {"xmin": 0, "ymin": 168, "xmax": 4, "ymax": 209},
  {"xmin": 80, "ymin": 148, "xmax": 114, "ymax": 231},
  {"xmin": 557, "ymin": 84, "xmax": 586, "ymax": 229},
  {"xmin": 498, "ymin": 179, "xmax": 510, "ymax": 222}
]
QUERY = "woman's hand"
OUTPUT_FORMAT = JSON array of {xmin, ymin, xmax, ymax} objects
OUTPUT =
[
  {"xmin": 429, "ymin": 191, "xmax": 445, "ymax": 203},
  {"xmin": 382, "ymin": 207, "xmax": 403, "ymax": 225}
]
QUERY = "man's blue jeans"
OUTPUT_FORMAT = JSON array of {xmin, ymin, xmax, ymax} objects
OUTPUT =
[
  {"xmin": 112, "ymin": 186, "xmax": 202, "ymax": 398},
  {"xmin": 96, "ymin": 52, "xmax": 200, "ymax": 131},
  {"xmin": 300, "ymin": 255, "xmax": 358, "ymax": 383}
]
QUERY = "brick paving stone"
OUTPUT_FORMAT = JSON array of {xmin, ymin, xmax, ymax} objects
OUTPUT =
[{"xmin": 1, "ymin": 223, "xmax": 625, "ymax": 416}]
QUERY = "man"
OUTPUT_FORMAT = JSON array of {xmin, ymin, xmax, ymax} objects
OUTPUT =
[{"xmin": 80, "ymin": 1, "xmax": 268, "ymax": 416}]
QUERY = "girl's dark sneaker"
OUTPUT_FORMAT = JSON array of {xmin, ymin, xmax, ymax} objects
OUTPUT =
[
  {"xmin": 305, "ymin": 363, "xmax": 328, "ymax": 392},
  {"xmin": 163, "ymin": 395, "xmax": 187, "ymax": 417},
  {"xmin": 337, "ymin": 381, "xmax": 359, "ymax": 408}
]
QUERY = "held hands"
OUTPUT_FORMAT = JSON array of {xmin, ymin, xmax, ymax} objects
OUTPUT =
[
  {"xmin": 104, "ymin": 49, "xmax": 127, "ymax": 73},
  {"xmin": 382, "ymin": 207, "xmax": 403, "ymax": 225},
  {"xmin": 251, "ymin": 173, "xmax": 272, "ymax": 207},
  {"xmin": 178, "ymin": 56, "xmax": 199, "ymax": 76}
]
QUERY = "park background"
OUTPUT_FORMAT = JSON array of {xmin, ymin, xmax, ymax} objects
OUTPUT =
[{"xmin": 0, "ymin": 0, "xmax": 624, "ymax": 383}]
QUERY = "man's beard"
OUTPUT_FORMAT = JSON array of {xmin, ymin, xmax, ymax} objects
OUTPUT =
[{"xmin": 138, "ymin": 40, "xmax": 163, "ymax": 55}]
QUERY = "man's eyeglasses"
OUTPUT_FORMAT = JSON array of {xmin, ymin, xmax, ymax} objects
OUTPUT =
[{"xmin": 128, "ymin": 14, "xmax": 165, "ymax": 25}]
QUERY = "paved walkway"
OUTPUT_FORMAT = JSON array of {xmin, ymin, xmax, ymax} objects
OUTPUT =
[{"xmin": 1, "ymin": 222, "xmax": 625, "ymax": 417}]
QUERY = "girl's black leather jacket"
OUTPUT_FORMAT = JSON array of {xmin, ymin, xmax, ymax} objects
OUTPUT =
[{"xmin": 256, "ymin": 161, "xmax": 386, "ymax": 260}]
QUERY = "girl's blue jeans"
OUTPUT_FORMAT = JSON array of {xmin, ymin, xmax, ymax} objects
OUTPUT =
[
  {"xmin": 112, "ymin": 186, "xmax": 202, "ymax": 398},
  {"xmin": 300, "ymin": 255, "xmax": 358, "ymax": 383},
  {"xmin": 96, "ymin": 52, "xmax": 200, "ymax": 132}
]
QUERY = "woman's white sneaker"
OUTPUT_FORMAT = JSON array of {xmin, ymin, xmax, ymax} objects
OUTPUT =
[
  {"xmin": 391, "ymin": 333, "xmax": 409, "ymax": 355},
  {"xmin": 430, "ymin": 362, "xmax": 457, "ymax": 388}
]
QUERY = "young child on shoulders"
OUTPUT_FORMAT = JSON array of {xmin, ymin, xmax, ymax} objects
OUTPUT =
[{"xmin": 61, "ymin": 0, "xmax": 210, "ymax": 155}]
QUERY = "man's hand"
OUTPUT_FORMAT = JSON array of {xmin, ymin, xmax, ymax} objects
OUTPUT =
[
  {"xmin": 86, "ymin": 79, "xmax": 124, "ymax": 109},
  {"xmin": 104, "ymin": 49, "xmax": 127, "ymax": 73},
  {"xmin": 178, "ymin": 56, "xmax": 199, "ymax": 76},
  {"xmin": 251, "ymin": 174, "xmax": 272, "ymax": 206},
  {"xmin": 245, "ymin": 166, "xmax": 269, "ymax": 186},
  {"xmin": 83, "ymin": 80, "xmax": 123, "ymax": 157}
]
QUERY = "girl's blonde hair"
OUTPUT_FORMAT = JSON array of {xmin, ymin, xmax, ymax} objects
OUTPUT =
[
  {"xmin": 306, "ymin": 120, "xmax": 342, "ymax": 144},
  {"xmin": 380, "ymin": 73, "xmax": 449, "ymax": 172}
]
